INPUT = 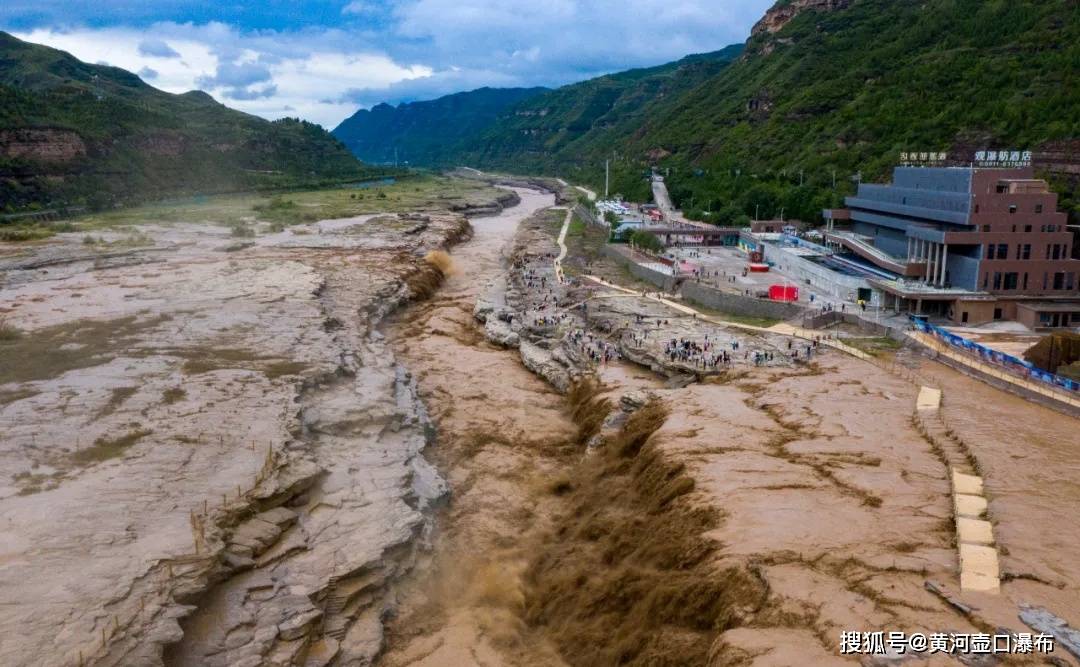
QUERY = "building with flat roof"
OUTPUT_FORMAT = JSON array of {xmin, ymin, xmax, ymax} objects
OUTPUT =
[{"xmin": 823, "ymin": 165, "xmax": 1080, "ymax": 328}]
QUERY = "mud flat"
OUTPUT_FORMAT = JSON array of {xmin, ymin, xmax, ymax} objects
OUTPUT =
[
  {"xmin": 0, "ymin": 183, "xmax": 513, "ymax": 667},
  {"xmin": 381, "ymin": 202, "xmax": 1080, "ymax": 666}
]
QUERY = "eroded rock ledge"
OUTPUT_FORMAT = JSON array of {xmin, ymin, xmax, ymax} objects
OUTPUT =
[{"xmin": 0, "ymin": 208, "xmax": 485, "ymax": 667}]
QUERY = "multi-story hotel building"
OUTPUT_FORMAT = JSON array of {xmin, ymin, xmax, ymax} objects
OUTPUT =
[{"xmin": 823, "ymin": 164, "xmax": 1080, "ymax": 329}]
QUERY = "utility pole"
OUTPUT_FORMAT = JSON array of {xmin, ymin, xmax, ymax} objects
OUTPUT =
[
  {"xmin": 831, "ymin": 169, "xmax": 836, "ymax": 189},
  {"xmin": 755, "ymin": 204, "xmax": 760, "ymax": 221},
  {"xmin": 605, "ymin": 159, "xmax": 610, "ymax": 199}
]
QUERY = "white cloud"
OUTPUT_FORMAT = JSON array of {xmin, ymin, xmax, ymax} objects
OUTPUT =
[
  {"xmin": 12, "ymin": 25, "xmax": 433, "ymax": 127},
  {"xmin": 7, "ymin": 1, "xmax": 774, "ymax": 127},
  {"xmin": 137, "ymin": 38, "xmax": 180, "ymax": 58},
  {"xmin": 388, "ymin": 0, "xmax": 770, "ymax": 77},
  {"xmin": 341, "ymin": 1, "xmax": 376, "ymax": 15}
]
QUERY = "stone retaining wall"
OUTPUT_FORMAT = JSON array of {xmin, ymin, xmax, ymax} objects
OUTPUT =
[
  {"xmin": 680, "ymin": 280, "xmax": 805, "ymax": 321},
  {"xmin": 801, "ymin": 311, "xmax": 908, "ymax": 342},
  {"xmin": 601, "ymin": 244, "xmax": 677, "ymax": 292},
  {"xmin": 767, "ymin": 245, "xmax": 882, "ymax": 307}
]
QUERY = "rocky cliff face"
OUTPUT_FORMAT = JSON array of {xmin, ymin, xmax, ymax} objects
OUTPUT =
[
  {"xmin": 0, "ymin": 194, "xmax": 516, "ymax": 667},
  {"xmin": 0, "ymin": 128, "xmax": 87, "ymax": 162},
  {"xmin": 750, "ymin": 0, "xmax": 851, "ymax": 37}
]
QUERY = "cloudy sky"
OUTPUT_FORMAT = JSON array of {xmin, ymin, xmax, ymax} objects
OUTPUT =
[{"xmin": 1, "ymin": 1, "xmax": 774, "ymax": 128}]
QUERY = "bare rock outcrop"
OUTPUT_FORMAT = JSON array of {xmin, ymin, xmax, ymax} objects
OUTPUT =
[
  {"xmin": 750, "ymin": 0, "xmax": 850, "ymax": 37},
  {"xmin": 0, "ymin": 206, "xmax": 480, "ymax": 667},
  {"xmin": 0, "ymin": 128, "xmax": 87, "ymax": 162}
]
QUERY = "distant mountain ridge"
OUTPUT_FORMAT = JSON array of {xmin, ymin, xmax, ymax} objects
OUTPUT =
[
  {"xmin": 333, "ymin": 87, "xmax": 549, "ymax": 166},
  {"xmin": 0, "ymin": 31, "xmax": 374, "ymax": 212},
  {"xmin": 332, "ymin": 44, "xmax": 745, "ymax": 171}
]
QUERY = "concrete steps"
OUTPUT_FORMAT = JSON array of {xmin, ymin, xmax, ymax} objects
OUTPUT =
[{"xmin": 915, "ymin": 386, "xmax": 1000, "ymax": 593}]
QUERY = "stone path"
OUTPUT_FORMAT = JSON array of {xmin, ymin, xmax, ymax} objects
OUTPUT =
[
  {"xmin": 580, "ymin": 274, "xmax": 870, "ymax": 358},
  {"xmin": 553, "ymin": 177, "xmax": 596, "ymax": 202},
  {"xmin": 914, "ymin": 385, "xmax": 1001, "ymax": 593}
]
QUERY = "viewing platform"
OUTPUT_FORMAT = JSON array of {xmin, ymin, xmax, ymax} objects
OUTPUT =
[{"xmin": 825, "ymin": 230, "xmax": 926, "ymax": 277}]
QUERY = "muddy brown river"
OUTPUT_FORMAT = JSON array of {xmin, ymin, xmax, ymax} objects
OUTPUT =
[
  {"xmin": 383, "ymin": 188, "xmax": 575, "ymax": 665},
  {"xmin": 379, "ymin": 188, "xmax": 1080, "ymax": 666}
]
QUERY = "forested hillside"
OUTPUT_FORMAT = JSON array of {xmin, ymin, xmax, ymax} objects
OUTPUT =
[
  {"xmin": 0, "ymin": 32, "xmax": 376, "ymax": 212},
  {"xmin": 609, "ymin": 0, "xmax": 1080, "ymax": 223},
  {"xmin": 333, "ymin": 87, "xmax": 548, "ymax": 165},
  {"xmin": 339, "ymin": 0, "xmax": 1079, "ymax": 224},
  {"xmin": 333, "ymin": 44, "xmax": 744, "ymax": 182}
]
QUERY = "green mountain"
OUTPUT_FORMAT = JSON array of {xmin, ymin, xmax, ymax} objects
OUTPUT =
[
  {"xmin": 0, "ymin": 31, "xmax": 376, "ymax": 213},
  {"xmin": 332, "ymin": 44, "xmax": 744, "ymax": 173},
  {"xmin": 601, "ymin": 0, "xmax": 1080, "ymax": 222},
  {"xmin": 457, "ymin": 45, "xmax": 744, "ymax": 175},
  {"xmin": 333, "ymin": 87, "xmax": 548, "ymax": 166},
  {"xmin": 338, "ymin": 0, "xmax": 1079, "ymax": 224}
]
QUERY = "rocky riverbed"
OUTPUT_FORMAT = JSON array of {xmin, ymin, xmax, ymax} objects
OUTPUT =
[
  {"xmin": 0, "ymin": 188, "xmax": 516, "ymax": 667},
  {"xmin": 4, "ymin": 179, "xmax": 1079, "ymax": 667}
]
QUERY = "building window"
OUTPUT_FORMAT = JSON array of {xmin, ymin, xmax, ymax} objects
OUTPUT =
[
  {"xmin": 996, "ymin": 184, "xmax": 1008, "ymax": 194},
  {"xmin": 1035, "ymin": 204, "xmax": 1043, "ymax": 213},
  {"xmin": 993, "ymin": 307, "xmax": 1003, "ymax": 320},
  {"xmin": 1043, "ymin": 273, "xmax": 1048, "ymax": 290},
  {"xmin": 1003, "ymin": 273, "xmax": 1018, "ymax": 290},
  {"xmin": 1069, "ymin": 273, "xmax": 1076, "ymax": 291},
  {"xmin": 997, "ymin": 243, "xmax": 1008, "ymax": 259},
  {"xmin": 1009, "ymin": 204, "xmax": 1017, "ymax": 214},
  {"xmin": 1024, "ymin": 225, "xmax": 1032, "ymax": 232},
  {"xmin": 1011, "ymin": 225, "xmax": 1017, "ymax": 232},
  {"xmin": 982, "ymin": 273, "xmax": 988, "ymax": 289},
  {"xmin": 982, "ymin": 224, "xmax": 991, "ymax": 232},
  {"xmin": 1052, "ymin": 244, "xmax": 1061, "ymax": 260},
  {"xmin": 987, "ymin": 244, "xmax": 995, "ymax": 260},
  {"xmin": 1021, "ymin": 244, "xmax": 1031, "ymax": 260},
  {"xmin": 993, "ymin": 272, "xmax": 1002, "ymax": 290},
  {"xmin": 1053, "ymin": 272, "xmax": 1065, "ymax": 290},
  {"xmin": 974, "ymin": 205, "xmax": 980, "ymax": 213},
  {"xmin": 1023, "ymin": 273, "xmax": 1029, "ymax": 290}
]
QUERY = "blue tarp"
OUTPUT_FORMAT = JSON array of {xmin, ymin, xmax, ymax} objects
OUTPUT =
[{"xmin": 907, "ymin": 316, "xmax": 1078, "ymax": 392}]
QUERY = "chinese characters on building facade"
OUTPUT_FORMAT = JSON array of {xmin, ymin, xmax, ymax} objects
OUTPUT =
[{"xmin": 898, "ymin": 150, "xmax": 1033, "ymax": 168}]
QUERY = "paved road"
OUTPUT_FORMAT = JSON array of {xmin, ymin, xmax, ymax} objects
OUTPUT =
[
  {"xmin": 650, "ymin": 178, "xmax": 711, "ymax": 229},
  {"xmin": 555, "ymin": 178, "xmax": 596, "ymax": 202}
]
